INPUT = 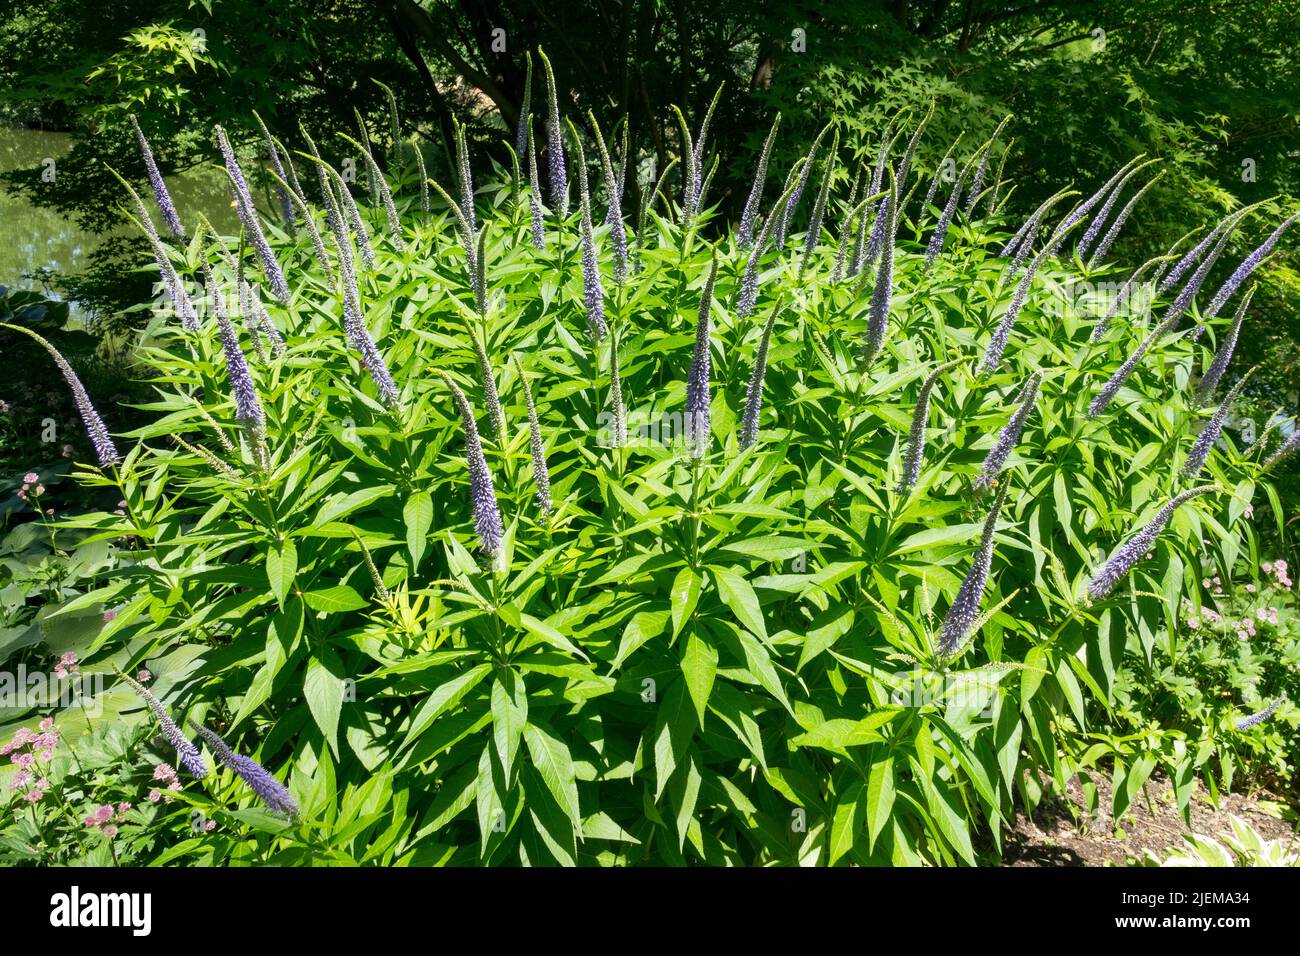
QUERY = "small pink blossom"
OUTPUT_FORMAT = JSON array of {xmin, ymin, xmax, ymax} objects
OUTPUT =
[
  {"xmin": 203, "ymin": 819, "xmax": 216, "ymax": 832},
  {"xmin": 103, "ymin": 609, "xmax": 118, "ymax": 623},
  {"xmin": 101, "ymin": 825, "xmax": 119, "ymax": 839},
  {"xmin": 148, "ymin": 789, "xmax": 162, "ymax": 803},
  {"xmin": 23, "ymin": 789, "xmax": 44, "ymax": 803},
  {"xmin": 9, "ymin": 769, "xmax": 32, "ymax": 790},
  {"xmin": 136, "ymin": 669, "xmax": 151, "ymax": 683},
  {"xmin": 23, "ymin": 472, "xmax": 37, "ymax": 484}
]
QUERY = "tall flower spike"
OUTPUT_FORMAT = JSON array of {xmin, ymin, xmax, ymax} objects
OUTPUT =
[
  {"xmin": 1086, "ymin": 314, "xmax": 1177, "ymax": 418},
  {"xmin": 1091, "ymin": 253, "xmax": 1168, "ymax": 342},
  {"xmin": 589, "ymin": 112, "xmax": 627, "ymax": 283},
  {"xmin": 515, "ymin": 51, "xmax": 533, "ymax": 161},
  {"xmin": 335, "ymin": 239, "xmax": 400, "ymax": 409},
  {"xmin": 333, "ymin": 169, "xmax": 377, "ymax": 271},
  {"xmin": 128, "ymin": 114, "xmax": 184, "ymax": 237},
  {"xmin": 108, "ymin": 168, "xmax": 198, "ymax": 330},
  {"xmin": 189, "ymin": 723, "xmax": 298, "ymax": 817},
  {"xmin": 538, "ymin": 48, "xmax": 568, "ymax": 217},
  {"xmin": 1159, "ymin": 224, "xmax": 1222, "ymax": 293},
  {"xmin": 1086, "ymin": 486, "xmax": 1217, "ymax": 601},
  {"xmin": 453, "ymin": 120, "xmax": 477, "ymax": 235},
  {"xmin": 1236, "ymin": 698, "xmax": 1283, "ymax": 731},
  {"xmin": 1, "ymin": 325, "xmax": 119, "ymax": 468},
  {"xmin": 963, "ymin": 115, "xmax": 1011, "ymax": 216},
  {"xmin": 470, "ymin": 323, "xmax": 504, "ymax": 439},
  {"xmin": 1088, "ymin": 170, "xmax": 1164, "ymax": 265},
  {"xmin": 571, "ymin": 126, "xmax": 607, "ymax": 340},
  {"xmin": 214, "ymin": 125, "xmax": 290, "ymax": 302},
  {"xmin": 776, "ymin": 123, "xmax": 831, "ymax": 249},
  {"xmin": 737, "ymin": 114, "xmax": 781, "ymax": 249},
  {"xmin": 1153, "ymin": 228, "xmax": 1200, "ymax": 290},
  {"xmin": 999, "ymin": 187, "xmax": 1076, "ymax": 267},
  {"xmin": 830, "ymin": 168, "xmax": 862, "ymax": 283},
  {"xmin": 427, "ymin": 177, "xmax": 480, "ymax": 308},
  {"xmin": 862, "ymin": 172, "xmax": 897, "ymax": 365},
  {"xmin": 340, "ymin": 133, "xmax": 404, "ymax": 250},
  {"xmin": 740, "ymin": 296, "xmax": 784, "ymax": 449},
  {"xmin": 1262, "ymin": 427, "xmax": 1300, "ymax": 473},
  {"xmin": 440, "ymin": 373, "xmax": 506, "ymax": 559},
  {"xmin": 973, "ymin": 372, "xmax": 1041, "ymax": 493},
  {"xmin": 685, "ymin": 251, "xmax": 718, "ymax": 458},
  {"xmin": 799, "ymin": 130, "xmax": 840, "ymax": 273},
  {"xmin": 267, "ymin": 161, "xmax": 332, "ymax": 274},
  {"xmin": 1051, "ymin": 155, "xmax": 1145, "ymax": 242},
  {"xmin": 736, "ymin": 160, "xmax": 805, "ymax": 318},
  {"xmin": 921, "ymin": 133, "xmax": 963, "ymax": 214},
  {"xmin": 608, "ymin": 328, "xmax": 627, "ymax": 448},
  {"xmin": 689, "ymin": 84, "xmax": 724, "ymax": 216},
  {"xmin": 897, "ymin": 359, "xmax": 960, "ymax": 494},
  {"xmin": 118, "ymin": 671, "xmax": 207, "ymax": 779},
  {"xmin": 858, "ymin": 119, "xmax": 903, "ymax": 269},
  {"xmin": 514, "ymin": 356, "xmax": 552, "ymax": 516},
  {"xmin": 252, "ymin": 111, "xmax": 295, "ymax": 228},
  {"xmin": 1076, "ymin": 159, "xmax": 1158, "ymax": 260},
  {"xmin": 1161, "ymin": 224, "xmax": 1236, "ymax": 330},
  {"xmin": 980, "ymin": 219, "xmax": 1082, "ymax": 375},
  {"xmin": 1184, "ymin": 369, "xmax": 1255, "ymax": 477},
  {"xmin": 301, "ymin": 125, "xmax": 340, "ymax": 235},
  {"xmin": 526, "ymin": 123, "xmax": 546, "ymax": 250},
  {"xmin": 1194, "ymin": 289, "xmax": 1252, "ymax": 404},
  {"xmin": 938, "ymin": 483, "xmax": 1009, "ymax": 657},
  {"xmin": 1202, "ymin": 210, "xmax": 1300, "ymax": 319},
  {"xmin": 607, "ymin": 120, "xmax": 629, "ymax": 226},
  {"xmin": 923, "ymin": 163, "xmax": 968, "ymax": 270},
  {"xmin": 206, "ymin": 270, "xmax": 268, "ymax": 469},
  {"xmin": 411, "ymin": 137, "xmax": 429, "ymax": 213},
  {"xmin": 895, "ymin": 101, "xmax": 934, "ymax": 196}
]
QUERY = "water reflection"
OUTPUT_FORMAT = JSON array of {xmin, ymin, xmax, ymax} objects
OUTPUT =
[{"xmin": 0, "ymin": 127, "xmax": 243, "ymax": 318}]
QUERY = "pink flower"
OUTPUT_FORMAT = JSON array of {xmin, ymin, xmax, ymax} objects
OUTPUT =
[
  {"xmin": 148, "ymin": 789, "xmax": 162, "ymax": 803},
  {"xmin": 38, "ymin": 718, "xmax": 54, "ymax": 733},
  {"xmin": 136, "ymin": 669, "xmax": 151, "ymax": 683},
  {"xmin": 9, "ymin": 769, "xmax": 32, "ymax": 790},
  {"xmin": 116, "ymin": 802, "xmax": 132, "ymax": 816},
  {"xmin": 103, "ymin": 609, "xmax": 118, "ymax": 623},
  {"xmin": 23, "ymin": 472, "xmax": 37, "ymax": 484},
  {"xmin": 12, "ymin": 752, "xmax": 34, "ymax": 770},
  {"xmin": 23, "ymin": 789, "xmax": 43, "ymax": 804},
  {"xmin": 203, "ymin": 819, "xmax": 216, "ymax": 832},
  {"xmin": 1187, "ymin": 618, "xmax": 1200, "ymax": 630},
  {"xmin": 33, "ymin": 485, "xmax": 44, "ymax": 495},
  {"xmin": 58, "ymin": 652, "xmax": 78, "ymax": 669},
  {"xmin": 101, "ymin": 825, "xmax": 118, "ymax": 839},
  {"xmin": 1246, "ymin": 583, "xmax": 1256, "ymax": 593},
  {"xmin": 152, "ymin": 763, "xmax": 177, "ymax": 784},
  {"xmin": 1236, "ymin": 630, "xmax": 1248, "ymax": 640},
  {"xmin": 84, "ymin": 805, "xmax": 114, "ymax": 827}
]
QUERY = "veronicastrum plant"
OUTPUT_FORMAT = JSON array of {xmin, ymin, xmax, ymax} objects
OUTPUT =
[{"xmin": 6, "ymin": 73, "xmax": 1297, "ymax": 866}]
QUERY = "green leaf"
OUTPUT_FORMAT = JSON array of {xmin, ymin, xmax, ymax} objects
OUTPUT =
[
  {"xmin": 865, "ymin": 752, "xmax": 895, "ymax": 851},
  {"xmin": 679, "ymin": 631, "xmax": 718, "ymax": 725},
  {"xmin": 401, "ymin": 664, "xmax": 493, "ymax": 751},
  {"xmin": 711, "ymin": 566, "xmax": 768, "ymax": 643},
  {"xmin": 266, "ymin": 539, "xmax": 297, "ymax": 604},
  {"xmin": 491, "ymin": 670, "xmax": 528, "ymax": 778},
  {"xmin": 303, "ymin": 651, "xmax": 346, "ymax": 754},
  {"xmin": 303, "ymin": 585, "xmax": 367, "ymax": 613},
  {"xmin": 523, "ymin": 722, "xmax": 581, "ymax": 828},
  {"xmin": 404, "ymin": 491, "xmax": 434, "ymax": 570},
  {"xmin": 670, "ymin": 565, "xmax": 703, "ymax": 638}
]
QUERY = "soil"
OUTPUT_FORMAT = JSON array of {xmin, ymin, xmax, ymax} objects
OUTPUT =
[{"xmin": 1002, "ymin": 771, "xmax": 1298, "ymax": 866}]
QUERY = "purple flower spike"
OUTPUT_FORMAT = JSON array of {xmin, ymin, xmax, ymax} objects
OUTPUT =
[
  {"xmin": 1086, "ymin": 314, "xmax": 1177, "ymax": 418},
  {"xmin": 685, "ymin": 252, "xmax": 718, "ymax": 458},
  {"xmin": 737, "ymin": 115, "xmax": 781, "ymax": 249},
  {"xmin": 938, "ymin": 483, "xmax": 1009, "ymax": 657},
  {"xmin": 190, "ymin": 723, "xmax": 298, "ymax": 816},
  {"xmin": 1183, "ymin": 370, "xmax": 1254, "ymax": 477},
  {"xmin": 981, "ymin": 220, "xmax": 1081, "ymax": 375},
  {"xmin": 1077, "ymin": 159, "xmax": 1156, "ymax": 260},
  {"xmin": 128, "ymin": 114, "xmax": 184, "ymax": 237},
  {"xmin": 974, "ymin": 372, "xmax": 1041, "ymax": 493},
  {"xmin": 1052, "ymin": 155, "xmax": 1145, "ymax": 242},
  {"xmin": 514, "ymin": 357, "xmax": 552, "ymax": 515},
  {"xmin": 515, "ymin": 52, "xmax": 534, "ymax": 166},
  {"xmin": 897, "ymin": 359, "xmax": 960, "ymax": 494},
  {"xmin": 740, "ymin": 297, "xmax": 784, "ymax": 449},
  {"xmin": 736, "ymin": 161, "xmax": 805, "ymax": 318},
  {"xmin": 5, "ymin": 325, "xmax": 119, "ymax": 468},
  {"xmin": 1086, "ymin": 486, "xmax": 1217, "ymax": 601},
  {"xmin": 214, "ymin": 126, "xmax": 290, "ymax": 302},
  {"xmin": 1194, "ymin": 289, "xmax": 1251, "ymax": 404},
  {"xmin": 1262, "ymin": 423, "xmax": 1300, "ymax": 472},
  {"xmin": 1203, "ymin": 211, "xmax": 1300, "ymax": 319},
  {"xmin": 538, "ymin": 49, "xmax": 568, "ymax": 217},
  {"xmin": 441, "ymin": 374, "xmax": 505, "ymax": 559},
  {"xmin": 1089, "ymin": 171, "xmax": 1164, "ymax": 265},
  {"xmin": 1235, "ymin": 698, "xmax": 1282, "ymax": 731},
  {"xmin": 526, "ymin": 123, "xmax": 546, "ymax": 250},
  {"xmin": 924, "ymin": 164, "xmax": 967, "ymax": 270},
  {"xmin": 572, "ymin": 130, "xmax": 607, "ymax": 340},
  {"xmin": 119, "ymin": 671, "xmax": 207, "ymax": 779},
  {"xmin": 862, "ymin": 174, "xmax": 897, "ymax": 365}
]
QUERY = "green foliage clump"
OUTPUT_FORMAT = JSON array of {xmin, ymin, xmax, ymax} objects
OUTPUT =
[{"xmin": 1, "ymin": 96, "xmax": 1298, "ymax": 866}]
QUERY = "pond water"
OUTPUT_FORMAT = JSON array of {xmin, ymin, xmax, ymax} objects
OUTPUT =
[{"xmin": 0, "ymin": 127, "xmax": 242, "ymax": 319}]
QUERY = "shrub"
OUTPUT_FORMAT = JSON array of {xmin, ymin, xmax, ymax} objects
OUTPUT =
[{"xmin": 1, "ymin": 92, "xmax": 1296, "ymax": 866}]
